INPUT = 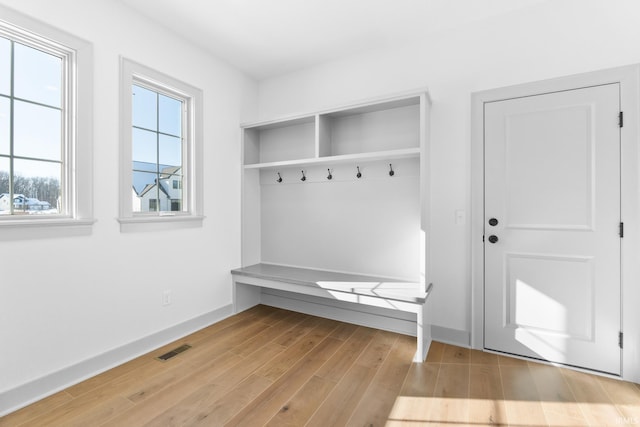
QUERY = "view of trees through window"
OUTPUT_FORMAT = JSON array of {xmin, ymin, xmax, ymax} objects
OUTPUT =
[
  {"xmin": 131, "ymin": 83, "xmax": 184, "ymax": 213},
  {"xmin": 0, "ymin": 35, "xmax": 63, "ymax": 215},
  {"xmin": 0, "ymin": 171, "xmax": 59, "ymax": 211}
]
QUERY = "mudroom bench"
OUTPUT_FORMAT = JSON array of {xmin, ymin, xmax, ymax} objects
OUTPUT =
[{"xmin": 230, "ymin": 263, "xmax": 433, "ymax": 362}]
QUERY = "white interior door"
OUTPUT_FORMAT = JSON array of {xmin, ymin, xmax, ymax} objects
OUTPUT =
[{"xmin": 484, "ymin": 84, "xmax": 621, "ymax": 375}]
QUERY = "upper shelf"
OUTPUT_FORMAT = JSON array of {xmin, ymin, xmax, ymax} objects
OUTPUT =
[
  {"xmin": 243, "ymin": 147, "xmax": 420, "ymax": 170},
  {"xmin": 242, "ymin": 91, "xmax": 428, "ymax": 169}
]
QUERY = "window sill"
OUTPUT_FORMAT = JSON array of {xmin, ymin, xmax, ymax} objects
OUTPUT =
[
  {"xmin": 117, "ymin": 214, "xmax": 205, "ymax": 232},
  {"xmin": 0, "ymin": 217, "xmax": 96, "ymax": 240}
]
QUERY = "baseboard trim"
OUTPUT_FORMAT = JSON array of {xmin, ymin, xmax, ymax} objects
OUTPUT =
[
  {"xmin": 259, "ymin": 290, "xmax": 471, "ymax": 353},
  {"xmin": 431, "ymin": 324, "xmax": 471, "ymax": 348},
  {"xmin": 0, "ymin": 304, "xmax": 233, "ymax": 417},
  {"xmin": 261, "ymin": 289, "xmax": 417, "ymax": 337}
]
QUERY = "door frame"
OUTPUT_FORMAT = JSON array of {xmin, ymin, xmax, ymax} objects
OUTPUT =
[{"xmin": 470, "ymin": 64, "xmax": 640, "ymax": 382}]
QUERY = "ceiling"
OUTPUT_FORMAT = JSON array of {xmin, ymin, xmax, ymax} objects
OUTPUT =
[{"xmin": 119, "ymin": 0, "xmax": 547, "ymax": 80}]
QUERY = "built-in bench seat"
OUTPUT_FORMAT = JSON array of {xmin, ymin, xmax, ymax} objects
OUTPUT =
[{"xmin": 230, "ymin": 263, "xmax": 433, "ymax": 362}]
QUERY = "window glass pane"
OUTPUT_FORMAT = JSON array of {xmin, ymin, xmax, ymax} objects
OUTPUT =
[
  {"xmin": 13, "ymin": 158, "xmax": 60, "ymax": 214},
  {"xmin": 0, "ymin": 157, "xmax": 9, "ymax": 214},
  {"xmin": 14, "ymin": 43, "xmax": 61, "ymax": 108},
  {"xmin": 132, "ymin": 127, "xmax": 157, "ymax": 165},
  {"xmin": 158, "ymin": 134, "xmax": 181, "ymax": 168},
  {"xmin": 132, "ymin": 84, "xmax": 157, "ymax": 131},
  {"xmin": 0, "ymin": 97, "xmax": 9, "ymax": 155},
  {"xmin": 158, "ymin": 94, "xmax": 181, "ymax": 137},
  {"xmin": 130, "ymin": 78, "xmax": 190, "ymax": 216},
  {"xmin": 0, "ymin": 37, "xmax": 9, "ymax": 96},
  {"xmin": 162, "ymin": 174, "xmax": 183, "ymax": 211},
  {"xmin": 132, "ymin": 170, "xmax": 159, "ymax": 212},
  {"xmin": 132, "ymin": 170, "xmax": 157, "ymax": 195},
  {"xmin": 13, "ymin": 100, "xmax": 61, "ymax": 161},
  {"xmin": 133, "ymin": 161, "xmax": 156, "ymax": 174}
]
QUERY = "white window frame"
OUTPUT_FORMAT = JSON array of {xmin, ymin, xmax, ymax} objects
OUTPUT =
[
  {"xmin": 118, "ymin": 58, "xmax": 203, "ymax": 231},
  {"xmin": 0, "ymin": 5, "xmax": 93, "ymax": 234}
]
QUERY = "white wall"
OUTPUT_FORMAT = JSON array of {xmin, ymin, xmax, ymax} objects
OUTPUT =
[
  {"xmin": 257, "ymin": 0, "xmax": 640, "ymax": 338},
  {"xmin": 0, "ymin": 0, "xmax": 256, "ymax": 412},
  {"xmin": 259, "ymin": 159, "xmax": 421, "ymax": 280}
]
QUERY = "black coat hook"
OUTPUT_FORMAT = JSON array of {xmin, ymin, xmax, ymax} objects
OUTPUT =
[
  {"xmin": 327, "ymin": 169, "xmax": 332, "ymax": 180},
  {"xmin": 356, "ymin": 166, "xmax": 362, "ymax": 179},
  {"xmin": 301, "ymin": 170, "xmax": 306, "ymax": 181},
  {"xmin": 276, "ymin": 172, "xmax": 282, "ymax": 183},
  {"xmin": 389, "ymin": 164, "xmax": 394, "ymax": 176}
]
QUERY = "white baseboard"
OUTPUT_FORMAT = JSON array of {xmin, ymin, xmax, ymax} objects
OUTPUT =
[
  {"xmin": 431, "ymin": 324, "xmax": 471, "ymax": 348},
  {"xmin": 261, "ymin": 288, "xmax": 417, "ymax": 336},
  {"xmin": 0, "ymin": 304, "xmax": 233, "ymax": 417},
  {"xmin": 261, "ymin": 289, "xmax": 471, "ymax": 350}
]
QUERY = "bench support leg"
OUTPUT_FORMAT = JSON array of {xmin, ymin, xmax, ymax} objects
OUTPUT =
[
  {"xmin": 414, "ymin": 303, "xmax": 432, "ymax": 362},
  {"xmin": 233, "ymin": 280, "xmax": 262, "ymax": 313}
]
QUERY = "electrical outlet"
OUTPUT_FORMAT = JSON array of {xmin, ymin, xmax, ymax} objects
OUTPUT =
[{"xmin": 162, "ymin": 290, "xmax": 171, "ymax": 306}]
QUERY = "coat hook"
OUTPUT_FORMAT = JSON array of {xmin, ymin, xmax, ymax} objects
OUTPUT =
[
  {"xmin": 389, "ymin": 164, "xmax": 394, "ymax": 177},
  {"xmin": 356, "ymin": 166, "xmax": 362, "ymax": 179},
  {"xmin": 276, "ymin": 172, "xmax": 282, "ymax": 183},
  {"xmin": 327, "ymin": 169, "xmax": 333, "ymax": 180},
  {"xmin": 301, "ymin": 170, "xmax": 306, "ymax": 181}
]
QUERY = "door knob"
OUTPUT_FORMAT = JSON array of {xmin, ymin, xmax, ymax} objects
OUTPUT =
[
  {"xmin": 488, "ymin": 218, "xmax": 498, "ymax": 226},
  {"xmin": 488, "ymin": 235, "xmax": 499, "ymax": 244}
]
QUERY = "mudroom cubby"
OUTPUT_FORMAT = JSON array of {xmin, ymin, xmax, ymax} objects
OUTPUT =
[
  {"xmin": 243, "ymin": 116, "xmax": 316, "ymax": 166},
  {"xmin": 317, "ymin": 96, "xmax": 421, "ymax": 158},
  {"xmin": 239, "ymin": 90, "xmax": 431, "ymax": 336},
  {"xmin": 241, "ymin": 90, "xmax": 431, "ymax": 281}
]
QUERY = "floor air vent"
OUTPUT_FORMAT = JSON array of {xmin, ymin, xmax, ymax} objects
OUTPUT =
[{"xmin": 155, "ymin": 344, "xmax": 192, "ymax": 361}]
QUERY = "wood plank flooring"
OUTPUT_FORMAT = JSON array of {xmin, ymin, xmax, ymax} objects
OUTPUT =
[{"xmin": 2, "ymin": 305, "xmax": 639, "ymax": 426}]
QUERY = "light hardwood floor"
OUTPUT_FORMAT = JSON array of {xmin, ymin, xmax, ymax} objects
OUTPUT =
[{"xmin": 2, "ymin": 305, "xmax": 639, "ymax": 426}]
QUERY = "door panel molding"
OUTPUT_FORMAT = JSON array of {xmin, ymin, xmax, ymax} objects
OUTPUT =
[
  {"xmin": 503, "ymin": 103, "xmax": 596, "ymax": 231},
  {"xmin": 471, "ymin": 64, "xmax": 640, "ymax": 382},
  {"xmin": 503, "ymin": 252, "xmax": 595, "ymax": 341}
]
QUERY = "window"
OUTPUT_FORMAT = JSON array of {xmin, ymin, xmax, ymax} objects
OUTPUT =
[
  {"xmin": 132, "ymin": 84, "xmax": 183, "ymax": 213},
  {"xmin": 0, "ymin": 7, "xmax": 93, "ymax": 230},
  {"xmin": 119, "ymin": 58, "xmax": 203, "ymax": 230},
  {"xmin": 0, "ymin": 37, "xmax": 62, "ymax": 216}
]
